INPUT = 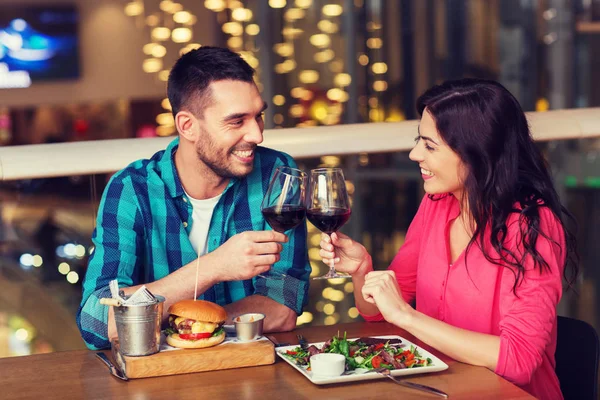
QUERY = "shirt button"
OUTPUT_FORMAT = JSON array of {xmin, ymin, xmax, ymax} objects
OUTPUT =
[
  {"xmin": 183, "ymin": 221, "xmax": 188, "ymax": 228},
  {"xmin": 182, "ymin": 197, "xmax": 188, "ymax": 203}
]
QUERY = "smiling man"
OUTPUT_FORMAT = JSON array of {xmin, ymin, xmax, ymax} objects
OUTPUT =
[{"xmin": 77, "ymin": 46, "xmax": 311, "ymax": 350}]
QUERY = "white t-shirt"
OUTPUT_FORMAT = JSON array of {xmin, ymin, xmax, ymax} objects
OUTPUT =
[{"xmin": 184, "ymin": 191, "xmax": 223, "ymax": 256}]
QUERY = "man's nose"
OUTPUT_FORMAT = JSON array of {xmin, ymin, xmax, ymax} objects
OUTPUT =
[{"xmin": 245, "ymin": 120, "xmax": 263, "ymax": 144}]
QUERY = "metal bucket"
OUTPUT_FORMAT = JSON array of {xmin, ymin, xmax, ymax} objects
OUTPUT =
[{"xmin": 114, "ymin": 295, "xmax": 165, "ymax": 356}]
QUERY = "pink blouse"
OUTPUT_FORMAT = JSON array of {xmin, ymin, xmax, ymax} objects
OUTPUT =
[{"xmin": 360, "ymin": 194, "xmax": 565, "ymax": 400}]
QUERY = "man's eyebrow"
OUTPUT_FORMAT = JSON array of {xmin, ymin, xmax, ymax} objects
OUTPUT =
[
  {"xmin": 222, "ymin": 102, "xmax": 268, "ymax": 122},
  {"xmin": 417, "ymin": 126, "xmax": 439, "ymax": 146}
]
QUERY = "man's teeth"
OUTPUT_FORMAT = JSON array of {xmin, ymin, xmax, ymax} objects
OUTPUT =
[
  {"xmin": 421, "ymin": 168, "xmax": 434, "ymax": 176},
  {"xmin": 233, "ymin": 150, "xmax": 253, "ymax": 158}
]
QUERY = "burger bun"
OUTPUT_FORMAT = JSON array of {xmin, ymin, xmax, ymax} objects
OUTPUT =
[
  {"xmin": 167, "ymin": 299, "xmax": 226, "ymax": 323},
  {"xmin": 166, "ymin": 330, "xmax": 226, "ymax": 349}
]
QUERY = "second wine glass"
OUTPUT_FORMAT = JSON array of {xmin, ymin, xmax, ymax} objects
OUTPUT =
[
  {"xmin": 259, "ymin": 166, "xmax": 307, "ymax": 280},
  {"xmin": 306, "ymin": 167, "xmax": 352, "ymax": 280}
]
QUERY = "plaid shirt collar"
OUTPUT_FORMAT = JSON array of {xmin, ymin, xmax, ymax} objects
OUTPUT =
[{"xmin": 159, "ymin": 137, "xmax": 237, "ymax": 199}]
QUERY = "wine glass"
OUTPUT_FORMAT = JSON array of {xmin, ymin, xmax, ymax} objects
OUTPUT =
[
  {"xmin": 306, "ymin": 168, "xmax": 352, "ymax": 280},
  {"xmin": 259, "ymin": 166, "xmax": 307, "ymax": 280}
]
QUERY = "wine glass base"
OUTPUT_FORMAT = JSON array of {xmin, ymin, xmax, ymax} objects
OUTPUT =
[
  {"xmin": 312, "ymin": 273, "xmax": 352, "ymax": 280},
  {"xmin": 258, "ymin": 271, "xmax": 287, "ymax": 280}
]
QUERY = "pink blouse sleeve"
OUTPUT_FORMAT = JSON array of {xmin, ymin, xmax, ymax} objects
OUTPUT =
[
  {"xmin": 359, "ymin": 195, "xmax": 429, "ymax": 321},
  {"xmin": 494, "ymin": 208, "xmax": 566, "ymax": 386}
]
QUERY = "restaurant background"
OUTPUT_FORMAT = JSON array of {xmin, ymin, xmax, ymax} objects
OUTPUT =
[{"xmin": 0, "ymin": 0, "xmax": 599, "ymax": 358}]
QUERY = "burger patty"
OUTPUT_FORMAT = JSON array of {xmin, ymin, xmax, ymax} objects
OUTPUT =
[
  {"xmin": 168, "ymin": 315, "xmax": 220, "ymax": 335},
  {"xmin": 168, "ymin": 316, "xmax": 195, "ymax": 332}
]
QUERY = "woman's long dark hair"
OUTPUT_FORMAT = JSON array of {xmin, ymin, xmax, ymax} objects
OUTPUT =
[{"xmin": 416, "ymin": 78, "xmax": 578, "ymax": 293}]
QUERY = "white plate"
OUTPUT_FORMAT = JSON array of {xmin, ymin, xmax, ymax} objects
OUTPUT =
[{"xmin": 275, "ymin": 335, "xmax": 449, "ymax": 385}]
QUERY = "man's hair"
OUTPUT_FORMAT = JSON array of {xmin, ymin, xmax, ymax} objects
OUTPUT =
[{"xmin": 167, "ymin": 46, "xmax": 255, "ymax": 118}]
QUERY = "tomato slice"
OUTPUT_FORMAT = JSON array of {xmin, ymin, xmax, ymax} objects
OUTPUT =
[
  {"xmin": 178, "ymin": 332, "xmax": 212, "ymax": 340},
  {"xmin": 374, "ymin": 343, "xmax": 385, "ymax": 351},
  {"xmin": 371, "ymin": 356, "xmax": 382, "ymax": 369}
]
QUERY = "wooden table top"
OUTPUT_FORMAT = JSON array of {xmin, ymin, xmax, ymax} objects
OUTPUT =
[{"xmin": 0, "ymin": 321, "xmax": 533, "ymax": 400}]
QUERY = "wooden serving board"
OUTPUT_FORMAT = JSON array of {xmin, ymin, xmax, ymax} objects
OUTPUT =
[{"xmin": 110, "ymin": 338, "xmax": 275, "ymax": 379}]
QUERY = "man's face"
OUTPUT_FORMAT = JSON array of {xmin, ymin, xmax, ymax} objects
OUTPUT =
[{"xmin": 193, "ymin": 80, "xmax": 266, "ymax": 179}]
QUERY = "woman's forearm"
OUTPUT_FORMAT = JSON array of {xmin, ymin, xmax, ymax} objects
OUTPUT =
[{"xmin": 398, "ymin": 309, "xmax": 500, "ymax": 370}]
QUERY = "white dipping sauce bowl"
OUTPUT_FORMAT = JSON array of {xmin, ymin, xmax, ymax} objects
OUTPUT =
[{"xmin": 310, "ymin": 353, "xmax": 346, "ymax": 377}]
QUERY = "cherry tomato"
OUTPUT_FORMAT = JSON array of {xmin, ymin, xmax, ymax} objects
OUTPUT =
[{"xmin": 371, "ymin": 356, "xmax": 383, "ymax": 369}]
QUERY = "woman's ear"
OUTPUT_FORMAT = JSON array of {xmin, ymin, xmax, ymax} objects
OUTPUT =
[{"xmin": 175, "ymin": 111, "xmax": 197, "ymax": 142}]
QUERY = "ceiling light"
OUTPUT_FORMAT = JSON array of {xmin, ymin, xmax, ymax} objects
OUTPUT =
[
  {"xmin": 171, "ymin": 27, "xmax": 192, "ymax": 43},
  {"xmin": 269, "ymin": 0, "xmax": 287, "ymax": 8},
  {"xmin": 151, "ymin": 27, "xmax": 171, "ymax": 41},
  {"xmin": 322, "ymin": 4, "xmax": 343, "ymax": 16},
  {"xmin": 173, "ymin": 11, "xmax": 192, "ymax": 24}
]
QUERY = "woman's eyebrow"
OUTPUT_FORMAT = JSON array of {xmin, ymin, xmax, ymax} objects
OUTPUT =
[{"xmin": 417, "ymin": 126, "xmax": 439, "ymax": 145}]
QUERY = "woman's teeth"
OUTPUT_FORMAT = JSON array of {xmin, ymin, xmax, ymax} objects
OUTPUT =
[{"xmin": 421, "ymin": 168, "xmax": 434, "ymax": 177}]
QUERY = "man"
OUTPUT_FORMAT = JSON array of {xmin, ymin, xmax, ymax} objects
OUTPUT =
[{"xmin": 77, "ymin": 46, "xmax": 311, "ymax": 350}]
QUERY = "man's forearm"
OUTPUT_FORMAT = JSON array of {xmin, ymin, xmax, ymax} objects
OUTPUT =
[
  {"xmin": 107, "ymin": 258, "xmax": 218, "ymax": 340},
  {"xmin": 223, "ymin": 295, "xmax": 297, "ymax": 333}
]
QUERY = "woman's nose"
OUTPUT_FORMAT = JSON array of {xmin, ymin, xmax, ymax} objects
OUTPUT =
[{"xmin": 409, "ymin": 145, "xmax": 422, "ymax": 162}]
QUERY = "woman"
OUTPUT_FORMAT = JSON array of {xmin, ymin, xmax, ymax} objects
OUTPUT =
[{"xmin": 320, "ymin": 78, "xmax": 577, "ymax": 400}]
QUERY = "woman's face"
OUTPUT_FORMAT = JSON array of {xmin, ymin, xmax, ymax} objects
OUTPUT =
[{"xmin": 409, "ymin": 109, "xmax": 467, "ymax": 198}]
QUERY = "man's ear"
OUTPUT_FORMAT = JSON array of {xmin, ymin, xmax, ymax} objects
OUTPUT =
[{"xmin": 175, "ymin": 111, "xmax": 197, "ymax": 142}]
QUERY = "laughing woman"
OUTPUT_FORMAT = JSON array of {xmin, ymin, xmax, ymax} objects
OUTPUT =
[{"xmin": 320, "ymin": 79, "xmax": 577, "ymax": 400}]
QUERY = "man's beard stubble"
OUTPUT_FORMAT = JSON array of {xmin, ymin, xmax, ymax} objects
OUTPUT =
[{"xmin": 194, "ymin": 134, "xmax": 256, "ymax": 179}]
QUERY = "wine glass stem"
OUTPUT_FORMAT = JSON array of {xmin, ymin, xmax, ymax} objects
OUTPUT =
[{"xmin": 329, "ymin": 259, "xmax": 336, "ymax": 274}]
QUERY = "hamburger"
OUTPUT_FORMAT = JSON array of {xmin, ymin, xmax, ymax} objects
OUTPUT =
[{"xmin": 165, "ymin": 300, "xmax": 227, "ymax": 349}]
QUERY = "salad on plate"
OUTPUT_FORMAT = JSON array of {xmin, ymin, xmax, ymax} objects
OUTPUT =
[{"xmin": 282, "ymin": 332, "xmax": 433, "ymax": 373}]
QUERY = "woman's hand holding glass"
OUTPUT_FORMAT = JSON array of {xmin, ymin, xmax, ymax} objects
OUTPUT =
[
  {"xmin": 318, "ymin": 231, "xmax": 371, "ymax": 276},
  {"xmin": 306, "ymin": 167, "xmax": 352, "ymax": 279}
]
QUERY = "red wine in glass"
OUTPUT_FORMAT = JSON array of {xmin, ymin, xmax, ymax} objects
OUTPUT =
[
  {"xmin": 306, "ymin": 207, "xmax": 351, "ymax": 234},
  {"xmin": 306, "ymin": 168, "xmax": 352, "ymax": 280},
  {"xmin": 259, "ymin": 166, "xmax": 307, "ymax": 280},
  {"xmin": 262, "ymin": 205, "xmax": 306, "ymax": 233}
]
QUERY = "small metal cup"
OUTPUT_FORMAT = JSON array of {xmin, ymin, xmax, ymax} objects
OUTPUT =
[
  {"xmin": 114, "ymin": 295, "xmax": 165, "ymax": 356},
  {"xmin": 234, "ymin": 313, "xmax": 265, "ymax": 341}
]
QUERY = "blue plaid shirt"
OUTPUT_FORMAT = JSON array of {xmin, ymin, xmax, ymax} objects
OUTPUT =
[{"xmin": 77, "ymin": 138, "xmax": 311, "ymax": 350}]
